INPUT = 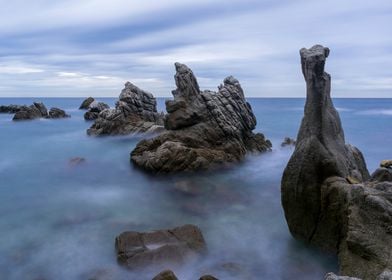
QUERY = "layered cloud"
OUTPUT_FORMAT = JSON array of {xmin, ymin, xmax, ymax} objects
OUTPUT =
[{"xmin": 0, "ymin": 0, "xmax": 391, "ymax": 97}]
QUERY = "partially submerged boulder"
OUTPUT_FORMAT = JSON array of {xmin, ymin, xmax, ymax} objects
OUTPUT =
[
  {"xmin": 79, "ymin": 97, "xmax": 95, "ymax": 109},
  {"xmin": 11, "ymin": 102, "xmax": 70, "ymax": 121},
  {"xmin": 130, "ymin": 63, "xmax": 271, "ymax": 173},
  {"xmin": 48, "ymin": 107, "xmax": 70, "ymax": 119},
  {"xmin": 281, "ymin": 45, "xmax": 391, "ymax": 280},
  {"xmin": 13, "ymin": 105, "xmax": 42, "ymax": 120},
  {"xmin": 152, "ymin": 270, "xmax": 179, "ymax": 280},
  {"xmin": 87, "ymin": 82, "xmax": 164, "ymax": 135},
  {"xmin": 115, "ymin": 224, "xmax": 206, "ymax": 270}
]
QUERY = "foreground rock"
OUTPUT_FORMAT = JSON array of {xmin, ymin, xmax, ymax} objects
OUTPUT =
[
  {"xmin": 115, "ymin": 224, "xmax": 206, "ymax": 270},
  {"xmin": 131, "ymin": 63, "xmax": 271, "ymax": 173},
  {"xmin": 87, "ymin": 82, "xmax": 164, "ymax": 135},
  {"xmin": 281, "ymin": 45, "xmax": 391, "ymax": 280},
  {"xmin": 79, "ymin": 97, "xmax": 95, "ymax": 109}
]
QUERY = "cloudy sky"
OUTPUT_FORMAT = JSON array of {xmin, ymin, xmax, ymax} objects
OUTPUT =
[{"xmin": 0, "ymin": 0, "xmax": 391, "ymax": 97}]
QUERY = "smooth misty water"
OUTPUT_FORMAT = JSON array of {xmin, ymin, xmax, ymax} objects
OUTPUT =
[{"xmin": 0, "ymin": 98, "xmax": 391, "ymax": 280}]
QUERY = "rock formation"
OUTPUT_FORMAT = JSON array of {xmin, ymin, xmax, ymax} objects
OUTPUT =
[
  {"xmin": 281, "ymin": 45, "xmax": 392, "ymax": 280},
  {"xmin": 87, "ymin": 82, "xmax": 164, "ymax": 135},
  {"xmin": 79, "ymin": 97, "xmax": 95, "ymax": 109},
  {"xmin": 0, "ymin": 104, "xmax": 23, "ymax": 113},
  {"xmin": 83, "ymin": 101, "xmax": 110, "ymax": 121},
  {"xmin": 115, "ymin": 224, "xmax": 206, "ymax": 270},
  {"xmin": 10, "ymin": 102, "xmax": 70, "ymax": 120},
  {"xmin": 130, "ymin": 62, "xmax": 271, "ymax": 173},
  {"xmin": 152, "ymin": 270, "xmax": 179, "ymax": 280},
  {"xmin": 48, "ymin": 107, "xmax": 70, "ymax": 119}
]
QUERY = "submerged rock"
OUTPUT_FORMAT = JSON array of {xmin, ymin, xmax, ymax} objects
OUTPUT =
[
  {"xmin": 152, "ymin": 270, "xmax": 179, "ymax": 280},
  {"xmin": 79, "ymin": 97, "xmax": 95, "ymax": 109},
  {"xmin": 281, "ymin": 45, "xmax": 391, "ymax": 280},
  {"xmin": 48, "ymin": 107, "xmax": 70, "ymax": 119},
  {"xmin": 87, "ymin": 82, "xmax": 164, "ymax": 135},
  {"xmin": 130, "ymin": 63, "xmax": 271, "ymax": 173},
  {"xmin": 115, "ymin": 224, "xmax": 206, "ymax": 270}
]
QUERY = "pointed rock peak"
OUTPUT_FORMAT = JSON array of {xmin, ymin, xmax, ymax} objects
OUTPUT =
[
  {"xmin": 223, "ymin": 75, "xmax": 240, "ymax": 86},
  {"xmin": 300, "ymin": 44, "xmax": 330, "ymax": 80},
  {"xmin": 173, "ymin": 62, "xmax": 200, "ymax": 99}
]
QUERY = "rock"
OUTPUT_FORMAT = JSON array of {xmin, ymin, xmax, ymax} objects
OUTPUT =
[
  {"xmin": 324, "ymin": 272, "xmax": 361, "ymax": 280},
  {"xmin": 79, "ymin": 97, "xmax": 95, "ymax": 109},
  {"xmin": 84, "ymin": 111, "xmax": 100, "ymax": 121},
  {"xmin": 13, "ymin": 105, "xmax": 42, "ymax": 120},
  {"xmin": 152, "ymin": 270, "xmax": 179, "ymax": 280},
  {"xmin": 130, "ymin": 63, "xmax": 271, "ymax": 173},
  {"xmin": 0, "ymin": 104, "xmax": 24, "ymax": 114},
  {"xmin": 47, "ymin": 107, "xmax": 70, "ymax": 119},
  {"xmin": 87, "ymin": 82, "xmax": 164, "ymax": 135},
  {"xmin": 370, "ymin": 168, "xmax": 392, "ymax": 182},
  {"xmin": 281, "ymin": 137, "xmax": 296, "ymax": 147},
  {"xmin": 69, "ymin": 157, "xmax": 86, "ymax": 166},
  {"xmin": 377, "ymin": 270, "xmax": 392, "ymax": 280},
  {"xmin": 83, "ymin": 102, "xmax": 110, "ymax": 121},
  {"xmin": 33, "ymin": 102, "xmax": 48, "ymax": 117},
  {"xmin": 281, "ymin": 45, "xmax": 391, "ymax": 280},
  {"xmin": 115, "ymin": 224, "xmax": 206, "ymax": 270},
  {"xmin": 199, "ymin": 276, "xmax": 219, "ymax": 280},
  {"xmin": 380, "ymin": 160, "xmax": 392, "ymax": 169}
]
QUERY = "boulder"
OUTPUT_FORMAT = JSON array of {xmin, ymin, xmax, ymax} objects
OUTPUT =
[
  {"xmin": 130, "ymin": 63, "xmax": 271, "ymax": 173},
  {"xmin": 152, "ymin": 270, "xmax": 179, "ymax": 280},
  {"xmin": 13, "ymin": 105, "xmax": 43, "ymax": 120},
  {"xmin": 281, "ymin": 45, "xmax": 391, "ymax": 280},
  {"xmin": 79, "ymin": 97, "xmax": 95, "ymax": 109},
  {"xmin": 199, "ymin": 275, "xmax": 219, "ymax": 280},
  {"xmin": 115, "ymin": 224, "xmax": 206, "ymax": 270},
  {"xmin": 83, "ymin": 102, "xmax": 110, "ymax": 121},
  {"xmin": 33, "ymin": 102, "xmax": 48, "ymax": 117},
  {"xmin": 87, "ymin": 82, "xmax": 164, "ymax": 135},
  {"xmin": 47, "ymin": 107, "xmax": 70, "ymax": 119}
]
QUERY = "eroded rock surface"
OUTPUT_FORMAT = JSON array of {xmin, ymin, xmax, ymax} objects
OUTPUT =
[
  {"xmin": 115, "ymin": 224, "xmax": 206, "ymax": 270},
  {"xmin": 83, "ymin": 101, "xmax": 110, "ymax": 121},
  {"xmin": 131, "ymin": 63, "xmax": 271, "ymax": 173},
  {"xmin": 87, "ymin": 82, "xmax": 164, "ymax": 135},
  {"xmin": 79, "ymin": 97, "xmax": 95, "ymax": 109},
  {"xmin": 281, "ymin": 45, "xmax": 391, "ymax": 280}
]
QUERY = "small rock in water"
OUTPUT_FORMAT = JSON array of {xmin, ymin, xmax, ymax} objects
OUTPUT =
[
  {"xmin": 380, "ymin": 160, "xmax": 392, "ymax": 169},
  {"xmin": 281, "ymin": 137, "xmax": 296, "ymax": 147},
  {"xmin": 152, "ymin": 270, "xmax": 179, "ymax": 280},
  {"xmin": 79, "ymin": 97, "xmax": 95, "ymax": 109},
  {"xmin": 199, "ymin": 275, "xmax": 219, "ymax": 280},
  {"xmin": 47, "ymin": 107, "xmax": 70, "ymax": 119},
  {"xmin": 69, "ymin": 157, "xmax": 86, "ymax": 166}
]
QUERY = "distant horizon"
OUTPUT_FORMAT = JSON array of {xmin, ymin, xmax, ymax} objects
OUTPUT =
[{"xmin": 0, "ymin": 1, "xmax": 391, "ymax": 98}]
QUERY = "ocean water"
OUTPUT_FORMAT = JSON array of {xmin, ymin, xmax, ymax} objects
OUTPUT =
[{"xmin": 0, "ymin": 98, "xmax": 391, "ymax": 280}]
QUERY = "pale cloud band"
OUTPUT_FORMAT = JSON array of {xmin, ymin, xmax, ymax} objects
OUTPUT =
[{"xmin": 0, "ymin": 0, "xmax": 391, "ymax": 97}]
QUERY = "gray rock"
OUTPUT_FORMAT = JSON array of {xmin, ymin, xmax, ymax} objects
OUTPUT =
[
  {"xmin": 87, "ymin": 82, "xmax": 164, "ymax": 135},
  {"xmin": 281, "ymin": 137, "xmax": 296, "ymax": 147},
  {"xmin": 324, "ymin": 272, "xmax": 361, "ymax": 280},
  {"xmin": 370, "ymin": 168, "xmax": 392, "ymax": 182},
  {"xmin": 79, "ymin": 97, "xmax": 95, "ymax": 109},
  {"xmin": 152, "ymin": 270, "xmax": 179, "ymax": 280},
  {"xmin": 281, "ymin": 45, "xmax": 391, "ymax": 280},
  {"xmin": 13, "ymin": 105, "xmax": 42, "ymax": 120},
  {"xmin": 47, "ymin": 107, "xmax": 70, "ymax": 119},
  {"xmin": 380, "ymin": 160, "xmax": 392, "ymax": 169},
  {"xmin": 115, "ymin": 224, "xmax": 206, "ymax": 270},
  {"xmin": 33, "ymin": 102, "xmax": 48, "ymax": 117},
  {"xmin": 84, "ymin": 111, "xmax": 99, "ymax": 121},
  {"xmin": 0, "ymin": 104, "xmax": 24, "ymax": 114},
  {"xmin": 83, "ymin": 102, "xmax": 110, "ymax": 121},
  {"xmin": 199, "ymin": 276, "xmax": 219, "ymax": 280},
  {"xmin": 130, "ymin": 63, "xmax": 271, "ymax": 173}
]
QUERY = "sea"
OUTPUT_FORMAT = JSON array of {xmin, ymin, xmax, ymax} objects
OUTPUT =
[{"xmin": 0, "ymin": 98, "xmax": 391, "ymax": 280}]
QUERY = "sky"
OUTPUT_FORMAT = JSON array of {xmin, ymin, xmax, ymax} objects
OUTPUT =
[{"xmin": 0, "ymin": 0, "xmax": 391, "ymax": 98}]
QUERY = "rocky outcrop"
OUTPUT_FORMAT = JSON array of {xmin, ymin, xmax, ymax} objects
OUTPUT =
[
  {"xmin": 87, "ymin": 82, "xmax": 164, "ymax": 135},
  {"xmin": 115, "ymin": 224, "xmax": 206, "ymax": 270},
  {"xmin": 0, "ymin": 104, "xmax": 23, "ymax": 113},
  {"xmin": 12, "ymin": 103, "xmax": 70, "ymax": 120},
  {"xmin": 130, "ymin": 63, "xmax": 271, "ymax": 173},
  {"xmin": 79, "ymin": 97, "xmax": 95, "ymax": 109},
  {"xmin": 83, "ymin": 101, "xmax": 110, "ymax": 121},
  {"xmin": 152, "ymin": 270, "xmax": 179, "ymax": 280},
  {"xmin": 281, "ymin": 45, "xmax": 391, "ymax": 280}
]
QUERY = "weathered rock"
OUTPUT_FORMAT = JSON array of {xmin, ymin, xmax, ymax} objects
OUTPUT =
[
  {"xmin": 83, "ymin": 102, "xmax": 110, "ymax": 121},
  {"xmin": 13, "ymin": 105, "xmax": 42, "ymax": 120},
  {"xmin": 380, "ymin": 160, "xmax": 392, "ymax": 169},
  {"xmin": 47, "ymin": 107, "xmax": 70, "ymax": 119},
  {"xmin": 0, "ymin": 104, "xmax": 24, "ymax": 114},
  {"xmin": 84, "ymin": 111, "xmax": 99, "ymax": 121},
  {"xmin": 370, "ymin": 168, "xmax": 392, "ymax": 182},
  {"xmin": 115, "ymin": 224, "xmax": 206, "ymax": 270},
  {"xmin": 87, "ymin": 82, "xmax": 164, "ymax": 135},
  {"xmin": 199, "ymin": 275, "xmax": 219, "ymax": 280},
  {"xmin": 281, "ymin": 137, "xmax": 296, "ymax": 147},
  {"xmin": 281, "ymin": 45, "xmax": 391, "ymax": 280},
  {"xmin": 79, "ymin": 97, "xmax": 95, "ymax": 109},
  {"xmin": 33, "ymin": 102, "xmax": 48, "ymax": 117},
  {"xmin": 325, "ymin": 272, "xmax": 361, "ymax": 280},
  {"xmin": 130, "ymin": 63, "xmax": 271, "ymax": 173},
  {"xmin": 152, "ymin": 270, "xmax": 179, "ymax": 280}
]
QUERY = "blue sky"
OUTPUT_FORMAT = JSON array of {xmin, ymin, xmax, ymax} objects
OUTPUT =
[{"xmin": 0, "ymin": 0, "xmax": 391, "ymax": 97}]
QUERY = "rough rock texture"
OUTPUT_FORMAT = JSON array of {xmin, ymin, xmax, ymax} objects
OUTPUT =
[
  {"xmin": 0, "ymin": 104, "xmax": 23, "ymax": 113},
  {"xmin": 48, "ymin": 107, "xmax": 70, "ymax": 119},
  {"xmin": 325, "ymin": 272, "xmax": 362, "ymax": 280},
  {"xmin": 87, "ymin": 82, "xmax": 164, "ymax": 135},
  {"xmin": 115, "ymin": 224, "xmax": 206, "ymax": 270},
  {"xmin": 199, "ymin": 275, "xmax": 219, "ymax": 280},
  {"xmin": 83, "ymin": 101, "xmax": 110, "ymax": 121},
  {"xmin": 281, "ymin": 45, "xmax": 392, "ymax": 280},
  {"xmin": 79, "ymin": 97, "xmax": 95, "ymax": 109},
  {"xmin": 130, "ymin": 62, "xmax": 271, "ymax": 173},
  {"xmin": 13, "ymin": 105, "xmax": 42, "ymax": 120},
  {"xmin": 380, "ymin": 160, "xmax": 392, "ymax": 169},
  {"xmin": 33, "ymin": 102, "xmax": 48, "ymax": 117},
  {"xmin": 152, "ymin": 270, "xmax": 179, "ymax": 280}
]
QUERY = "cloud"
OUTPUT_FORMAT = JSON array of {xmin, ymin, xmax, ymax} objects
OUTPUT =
[{"xmin": 0, "ymin": 0, "xmax": 391, "ymax": 97}]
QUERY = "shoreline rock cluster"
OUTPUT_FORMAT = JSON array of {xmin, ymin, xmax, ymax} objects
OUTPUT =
[
  {"xmin": 281, "ymin": 45, "xmax": 392, "ymax": 280},
  {"xmin": 79, "ymin": 97, "xmax": 111, "ymax": 121},
  {"xmin": 86, "ymin": 82, "xmax": 164, "ymax": 136},
  {"xmin": 1, "ymin": 102, "xmax": 70, "ymax": 120},
  {"xmin": 130, "ymin": 62, "xmax": 271, "ymax": 173}
]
